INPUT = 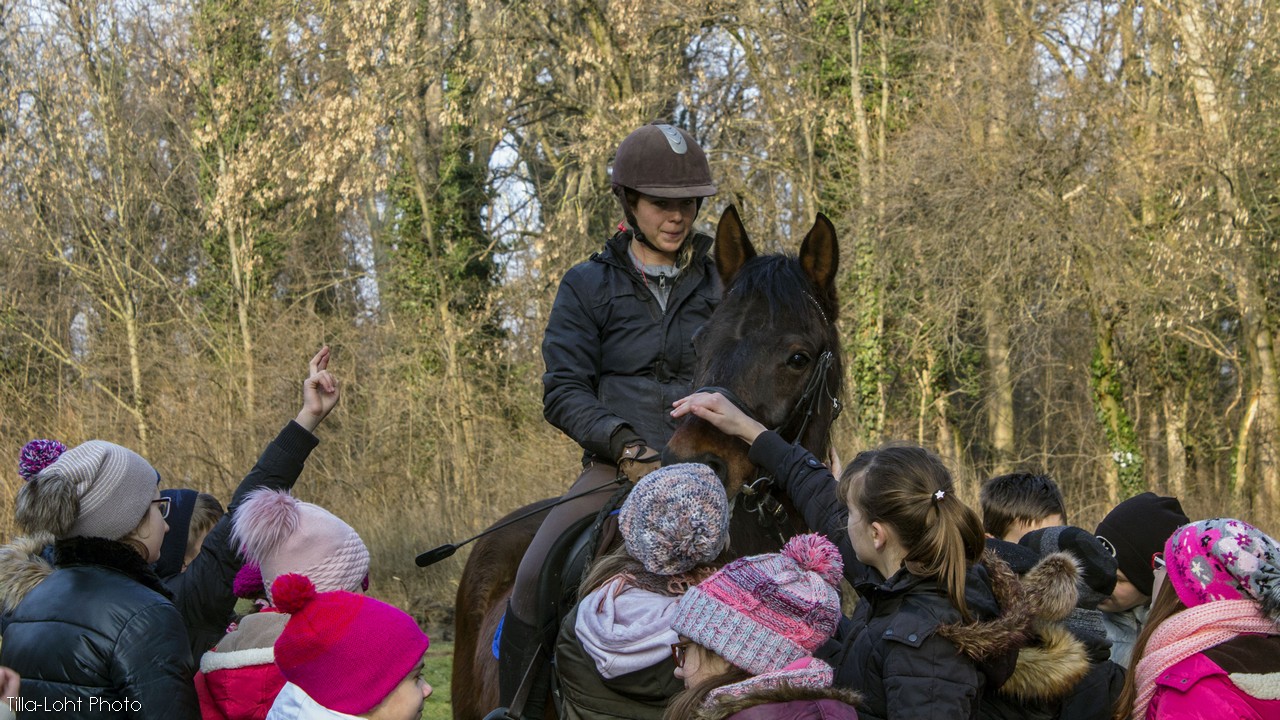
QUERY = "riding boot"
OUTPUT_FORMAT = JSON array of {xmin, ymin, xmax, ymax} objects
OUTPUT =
[{"xmin": 493, "ymin": 603, "xmax": 552, "ymax": 719}]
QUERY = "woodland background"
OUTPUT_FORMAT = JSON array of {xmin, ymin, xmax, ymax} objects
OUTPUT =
[{"xmin": 1, "ymin": 0, "xmax": 1277, "ymax": 630}]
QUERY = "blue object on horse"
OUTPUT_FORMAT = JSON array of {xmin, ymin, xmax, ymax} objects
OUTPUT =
[{"xmin": 492, "ymin": 612, "xmax": 504, "ymax": 660}]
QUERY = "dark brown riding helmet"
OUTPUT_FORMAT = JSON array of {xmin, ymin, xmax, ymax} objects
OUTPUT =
[{"xmin": 611, "ymin": 123, "xmax": 717, "ymax": 199}]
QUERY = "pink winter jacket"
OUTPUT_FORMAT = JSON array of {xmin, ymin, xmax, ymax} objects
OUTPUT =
[
  {"xmin": 1146, "ymin": 635, "xmax": 1280, "ymax": 720},
  {"xmin": 195, "ymin": 611, "xmax": 290, "ymax": 720}
]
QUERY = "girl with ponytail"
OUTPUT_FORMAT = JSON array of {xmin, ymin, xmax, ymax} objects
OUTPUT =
[{"xmin": 673, "ymin": 392, "xmax": 1027, "ymax": 720}]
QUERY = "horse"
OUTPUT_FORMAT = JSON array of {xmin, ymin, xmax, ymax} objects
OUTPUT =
[{"xmin": 449, "ymin": 206, "xmax": 843, "ymax": 719}]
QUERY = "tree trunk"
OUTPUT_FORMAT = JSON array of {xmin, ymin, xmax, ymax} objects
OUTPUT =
[
  {"xmin": 1174, "ymin": 0, "xmax": 1280, "ymax": 510},
  {"xmin": 1163, "ymin": 386, "xmax": 1188, "ymax": 497},
  {"xmin": 984, "ymin": 303, "xmax": 1014, "ymax": 473}
]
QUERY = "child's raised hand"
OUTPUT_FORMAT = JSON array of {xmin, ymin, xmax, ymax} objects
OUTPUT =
[
  {"xmin": 671, "ymin": 391, "xmax": 767, "ymax": 444},
  {"xmin": 296, "ymin": 346, "xmax": 339, "ymax": 433}
]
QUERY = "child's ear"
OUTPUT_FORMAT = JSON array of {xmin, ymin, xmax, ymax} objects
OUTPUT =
[{"xmin": 870, "ymin": 521, "xmax": 889, "ymax": 551}]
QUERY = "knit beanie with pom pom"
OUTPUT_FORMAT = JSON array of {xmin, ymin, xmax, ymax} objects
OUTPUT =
[
  {"xmin": 619, "ymin": 462, "xmax": 729, "ymax": 576},
  {"xmin": 232, "ymin": 488, "xmax": 369, "ymax": 600},
  {"xmin": 1164, "ymin": 518, "xmax": 1280, "ymax": 620},
  {"xmin": 671, "ymin": 533, "xmax": 843, "ymax": 675},
  {"xmin": 271, "ymin": 574, "xmax": 430, "ymax": 715},
  {"xmin": 16, "ymin": 439, "xmax": 159, "ymax": 541}
]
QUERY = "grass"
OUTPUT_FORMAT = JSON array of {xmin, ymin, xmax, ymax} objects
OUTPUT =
[{"xmin": 421, "ymin": 640, "xmax": 453, "ymax": 720}]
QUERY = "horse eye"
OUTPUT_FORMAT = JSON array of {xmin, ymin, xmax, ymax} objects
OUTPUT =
[{"xmin": 786, "ymin": 352, "xmax": 811, "ymax": 369}]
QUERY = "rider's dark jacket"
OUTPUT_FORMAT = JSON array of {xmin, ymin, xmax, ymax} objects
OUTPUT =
[{"xmin": 542, "ymin": 229, "xmax": 719, "ymax": 462}]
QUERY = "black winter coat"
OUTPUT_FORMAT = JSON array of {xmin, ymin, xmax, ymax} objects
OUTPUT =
[
  {"xmin": 0, "ymin": 537, "xmax": 199, "ymax": 719},
  {"xmin": 542, "ymin": 230, "xmax": 719, "ymax": 462},
  {"xmin": 748, "ymin": 431, "xmax": 1024, "ymax": 720},
  {"xmin": 163, "ymin": 420, "xmax": 319, "ymax": 658}
]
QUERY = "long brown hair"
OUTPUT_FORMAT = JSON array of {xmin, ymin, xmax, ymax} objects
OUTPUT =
[
  {"xmin": 839, "ymin": 444, "xmax": 985, "ymax": 620},
  {"xmin": 1112, "ymin": 588, "xmax": 1188, "ymax": 720}
]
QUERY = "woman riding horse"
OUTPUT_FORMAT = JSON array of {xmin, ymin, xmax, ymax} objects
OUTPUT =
[{"xmin": 496, "ymin": 122, "xmax": 721, "ymax": 719}]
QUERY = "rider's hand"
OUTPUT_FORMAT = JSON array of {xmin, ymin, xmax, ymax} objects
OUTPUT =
[
  {"xmin": 618, "ymin": 444, "xmax": 661, "ymax": 484},
  {"xmin": 671, "ymin": 392, "xmax": 767, "ymax": 445},
  {"xmin": 295, "ymin": 346, "xmax": 340, "ymax": 433}
]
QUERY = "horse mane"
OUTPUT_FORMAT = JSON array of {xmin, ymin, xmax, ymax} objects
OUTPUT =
[{"xmin": 724, "ymin": 253, "xmax": 834, "ymax": 325}]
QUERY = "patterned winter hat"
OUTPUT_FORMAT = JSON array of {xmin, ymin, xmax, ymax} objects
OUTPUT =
[
  {"xmin": 232, "ymin": 488, "xmax": 369, "ymax": 601},
  {"xmin": 1095, "ymin": 492, "xmax": 1189, "ymax": 597},
  {"xmin": 16, "ymin": 440, "xmax": 160, "ymax": 541},
  {"xmin": 1020, "ymin": 526, "xmax": 1118, "ymax": 609},
  {"xmin": 671, "ymin": 534, "xmax": 843, "ymax": 675},
  {"xmin": 619, "ymin": 463, "xmax": 729, "ymax": 576},
  {"xmin": 1164, "ymin": 518, "xmax": 1280, "ymax": 619},
  {"xmin": 272, "ymin": 574, "xmax": 429, "ymax": 715}
]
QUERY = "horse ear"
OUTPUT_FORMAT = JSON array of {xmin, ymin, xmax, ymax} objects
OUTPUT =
[
  {"xmin": 715, "ymin": 205, "xmax": 756, "ymax": 287},
  {"xmin": 800, "ymin": 212, "xmax": 839, "ymax": 307}
]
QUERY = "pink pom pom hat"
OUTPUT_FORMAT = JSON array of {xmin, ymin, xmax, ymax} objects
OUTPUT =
[{"xmin": 671, "ymin": 533, "xmax": 844, "ymax": 675}]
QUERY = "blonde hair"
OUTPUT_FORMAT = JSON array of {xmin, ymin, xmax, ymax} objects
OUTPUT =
[{"xmin": 839, "ymin": 444, "xmax": 985, "ymax": 620}]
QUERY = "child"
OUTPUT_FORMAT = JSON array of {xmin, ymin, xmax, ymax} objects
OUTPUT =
[
  {"xmin": 1013, "ymin": 526, "xmax": 1126, "ymax": 720},
  {"xmin": 0, "ymin": 440, "xmax": 199, "ymax": 718},
  {"xmin": 157, "ymin": 490, "xmax": 225, "ymax": 577},
  {"xmin": 981, "ymin": 472, "xmax": 1068, "ymax": 574},
  {"xmin": 662, "ymin": 533, "xmax": 860, "ymax": 719},
  {"xmin": 1114, "ymin": 518, "xmax": 1280, "ymax": 719},
  {"xmin": 195, "ymin": 490, "xmax": 370, "ymax": 720},
  {"xmin": 166, "ymin": 345, "xmax": 341, "ymax": 658},
  {"xmin": 556, "ymin": 463, "xmax": 730, "ymax": 720},
  {"xmin": 264, "ymin": 574, "xmax": 432, "ymax": 720},
  {"xmin": 1093, "ymin": 493, "xmax": 1189, "ymax": 668},
  {"xmin": 672, "ymin": 391, "xmax": 1025, "ymax": 720},
  {"xmin": 981, "ymin": 472, "xmax": 1068, "ymax": 542}
]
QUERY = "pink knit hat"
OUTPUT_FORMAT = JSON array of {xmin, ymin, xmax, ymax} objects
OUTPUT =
[
  {"xmin": 671, "ymin": 534, "xmax": 843, "ymax": 675},
  {"xmin": 272, "ymin": 574, "xmax": 430, "ymax": 715},
  {"xmin": 1165, "ymin": 518, "xmax": 1280, "ymax": 618},
  {"xmin": 232, "ymin": 489, "xmax": 369, "ymax": 601}
]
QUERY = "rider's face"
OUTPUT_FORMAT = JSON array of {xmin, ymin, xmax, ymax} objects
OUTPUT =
[{"xmin": 631, "ymin": 194, "xmax": 697, "ymax": 263}]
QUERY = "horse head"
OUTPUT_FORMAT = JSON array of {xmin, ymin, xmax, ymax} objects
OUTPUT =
[{"xmin": 666, "ymin": 206, "xmax": 843, "ymax": 535}]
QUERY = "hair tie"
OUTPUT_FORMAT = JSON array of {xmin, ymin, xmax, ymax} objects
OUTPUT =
[{"xmin": 932, "ymin": 489, "xmax": 946, "ymax": 503}]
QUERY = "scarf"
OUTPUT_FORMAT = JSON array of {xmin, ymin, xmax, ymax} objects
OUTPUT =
[{"xmin": 1133, "ymin": 599, "xmax": 1277, "ymax": 718}]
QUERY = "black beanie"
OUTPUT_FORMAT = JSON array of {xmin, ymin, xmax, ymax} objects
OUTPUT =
[
  {"xmin": 1094, "ymin": 492, "xmax": 1189, "ymax": 597},
  {"xmin": 155, "ymin": 488, "xmax": 198, "ymax": 579},
  {"xmin": 1020, "ymin": 526, "xmax": 1118, "ymax": 609}
]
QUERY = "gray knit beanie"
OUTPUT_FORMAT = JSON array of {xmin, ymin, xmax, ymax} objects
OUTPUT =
[
  {"xmin": 619, "ymin": 463, "xmax": 729, "ymax": 576},
  {"xmin": 16, "ymin": 440, "xmax": 160, "ymax": 541},
  {"xmin": 1020, "ymin": 526, "xmax": 1118, "ymax": 609}
]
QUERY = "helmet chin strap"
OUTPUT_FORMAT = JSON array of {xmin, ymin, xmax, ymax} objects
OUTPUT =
[{"xmin": 617, "ymin": 188, "xmax": 703, "ymax": 255}]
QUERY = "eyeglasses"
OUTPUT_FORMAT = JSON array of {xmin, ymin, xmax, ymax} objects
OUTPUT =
[
  {"xmin": 152, "ymin": 497, "xmax": 171, "ymax": 520},
  {"xmin": 671, "ymin": 640, "xmax": 692, "ymax": 669},
  {"xmin": 1151, "ymin": 552, "xmax": 1165, "ymax": 570}
]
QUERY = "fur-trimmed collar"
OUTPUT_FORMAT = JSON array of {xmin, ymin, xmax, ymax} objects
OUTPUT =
[
  {"xmin": 935, "ymin": 550, "xmax": 1031, "ymax": 662},
  {"xmin": 997, "ymin": 552, "xmax": 1093, "ymax": 701},
  {"xmin": 693, "ymin": 684, "xmax": 862, "ymax": 720},
  {"xmin": 0, "ymin": 533, "xmax": 55, "ymax": 614},
  {"xmin": 53, "ymin": 536, "xmax": 173, "ymax": 600}
]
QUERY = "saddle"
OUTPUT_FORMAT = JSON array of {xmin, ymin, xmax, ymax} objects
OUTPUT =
[{"xmin": 495, "ymin": 482, "xmax": 631, "ymax": 720}]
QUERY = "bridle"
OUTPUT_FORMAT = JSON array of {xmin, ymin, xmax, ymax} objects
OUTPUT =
[{"xmin": 691, "ymin": 309, "xmax": 843, "ymax": 542}]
